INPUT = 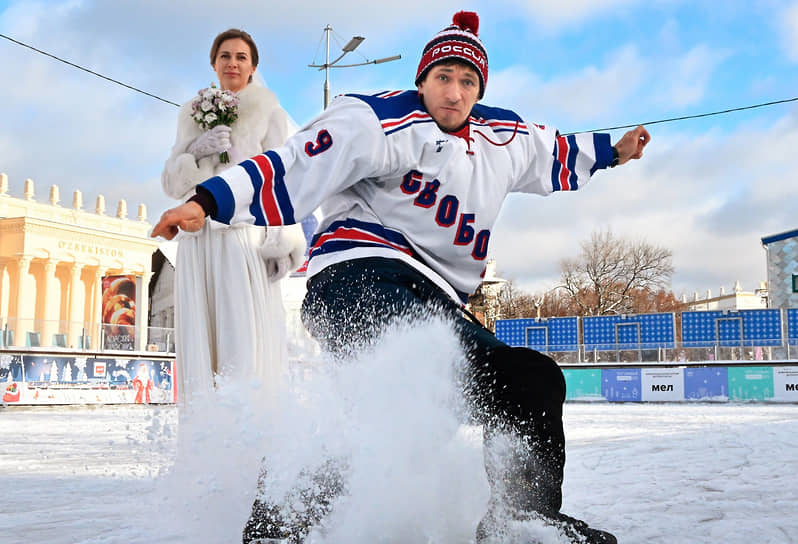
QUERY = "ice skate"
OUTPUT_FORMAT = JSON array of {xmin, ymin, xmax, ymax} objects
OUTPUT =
[
  {"xmin": 242, "ymin": 461, "xmax": 346, "ymax": 544},
  {"xmin": 475, "ymin": 506, "xmax": 617, "ymax": 544}
]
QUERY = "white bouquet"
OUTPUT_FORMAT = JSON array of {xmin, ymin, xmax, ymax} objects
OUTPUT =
[{"xmin": 190, "ymin": 83, "xmax": 240, "ymax": 163}]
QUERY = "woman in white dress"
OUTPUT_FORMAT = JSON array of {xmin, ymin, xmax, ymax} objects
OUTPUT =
[{"xmin": 161, "ymin": 28, "xmax": 305, "ymax": 407}]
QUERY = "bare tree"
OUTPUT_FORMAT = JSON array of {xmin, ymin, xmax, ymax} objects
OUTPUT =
[
  {"xmin": 494, "ymin": 280, "xmax": 538, "ymax": 320},
  {"xmin": 559, "ymin": 228, "xmax": 675, "ymax": 316}
]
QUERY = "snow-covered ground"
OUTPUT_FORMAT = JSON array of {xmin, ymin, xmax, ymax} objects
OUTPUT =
[
  {"xmin": 2, "ymin": 321, "xmax": 797, "ymax": 543},
  {"xmin": 1, "ymin": 402, "xmax": 797, "ymax": 543}
]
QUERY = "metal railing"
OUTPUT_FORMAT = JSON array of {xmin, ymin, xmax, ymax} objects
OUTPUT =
[
  {"xmin": 535, "ymin": 341, "xmax": 794, "ymax": 365},
  {"xmin": 0, "ymin": 317, "xmax": 175, "ymax": 354}
]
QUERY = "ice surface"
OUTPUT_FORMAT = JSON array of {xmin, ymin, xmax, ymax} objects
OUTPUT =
[{"xmin": 1, "ymin": 320, "xmax": 797, "ymax": 543}]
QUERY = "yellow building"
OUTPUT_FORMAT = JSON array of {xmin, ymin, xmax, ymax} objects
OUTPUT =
[{"xmin": 0, "ymin": 173, "xmax": 159, "ymax": 350}]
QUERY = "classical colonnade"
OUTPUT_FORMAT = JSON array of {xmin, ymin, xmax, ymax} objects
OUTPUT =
[{"xmin": 0, "ymin": 173, "xmax": 159, "ymax": 350}]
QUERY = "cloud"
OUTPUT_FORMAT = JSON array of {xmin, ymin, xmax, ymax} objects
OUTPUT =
[
  {"xmin": 487, "ymin": 45, "xmax": 646, "ymax": 129},
  {"xmin": 2, "ymin": 0, "xmax": 796, "ymax": 302},
  {"xmin": 651, "ymin": 44, "xmax": 730, "ymax": 109},
  {"xmin": 500, "ymin": 0, "xmax": 642, "ymax": 26},
  {"xmin": 782, "ymin": 1, "xmax": 798, "ymax": 61},
  {"xmin": 489, "ymin": 106, "xmax": 798, "ymax": 297}
]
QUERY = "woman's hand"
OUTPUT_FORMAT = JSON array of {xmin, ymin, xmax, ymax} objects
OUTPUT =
[{"xmin": 187, "ymin": 125, "xmax": 232, "ymax": 159}]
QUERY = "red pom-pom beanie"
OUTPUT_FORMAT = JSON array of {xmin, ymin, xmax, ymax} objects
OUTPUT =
[{"xmin": 415, "ymin": 11, "xmax": 488, "ymax": 98}]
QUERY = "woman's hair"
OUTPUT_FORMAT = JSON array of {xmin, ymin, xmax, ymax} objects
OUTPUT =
[{"xmin": 210, "ymin": 29, "xmax": 259, "ymax": 82}]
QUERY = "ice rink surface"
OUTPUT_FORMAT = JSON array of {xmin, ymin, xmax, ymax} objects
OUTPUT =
[
  {"xmin": 2, "ymin": 321, "xmax": 797, "ymax": 544},
  {"xmin": 2, "ymin": 401, "xmax": 797, "ymax": 544}
]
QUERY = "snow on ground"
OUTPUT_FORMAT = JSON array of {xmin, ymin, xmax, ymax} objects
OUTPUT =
[
  {"xmin": 1, "ymin": 320, "xmax": 797, "ymax": 544},
  {"xmin": 2, "ymin": 402, "xmax": 796, "ymax": 544}
]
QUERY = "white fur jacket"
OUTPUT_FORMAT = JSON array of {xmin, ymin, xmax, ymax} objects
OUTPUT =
[
  {"xmin": 162, "ymin": 82, "xmax": 291, "ymax": 201},
  {"xmin": 162, "ymin": 83, "xmax": 306, "ymax": 277}
]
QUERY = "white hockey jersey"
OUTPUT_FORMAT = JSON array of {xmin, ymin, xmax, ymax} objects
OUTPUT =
[{"xmin": 200, "ymin": 90, "xmax": 615, "ymax": 303}]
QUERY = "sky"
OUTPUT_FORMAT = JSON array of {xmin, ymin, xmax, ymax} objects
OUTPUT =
[{"xmin": 2, "ymin": 0, "xmax": 798, "ymax": 298}]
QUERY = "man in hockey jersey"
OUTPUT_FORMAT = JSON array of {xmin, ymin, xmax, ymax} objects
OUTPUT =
[{"xmin": 152, "ymin": 11, "xmax": 649, "ymax": 544}]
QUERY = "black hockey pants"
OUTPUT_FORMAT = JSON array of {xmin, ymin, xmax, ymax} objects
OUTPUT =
[{"xmin": 300, "ymin": 257, "xmax": 567, "ymax": 516}]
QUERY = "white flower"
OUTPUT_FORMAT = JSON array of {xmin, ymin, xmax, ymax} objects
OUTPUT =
[
  {"xmin": 200, "ymin": 99, "xmax": 214, "ymax": 112},
  {"xmin": 204, "ymin": 112, "xmax": 218, "ymax": 124}
]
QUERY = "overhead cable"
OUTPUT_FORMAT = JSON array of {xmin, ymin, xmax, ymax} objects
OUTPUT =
[
  {"xmin": 3, "ymin": 32, "xmax": 798, "ymax": 128},
  {"xmin": 0, "ymin": 33, "xmax": 180, "ymax": 107}
]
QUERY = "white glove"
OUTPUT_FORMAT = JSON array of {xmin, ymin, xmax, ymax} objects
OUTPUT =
[
  {"xmin": 259, "ymin": 224, "xmax": 308, "ymax": 281},
  {"xmin": 187, "ymin": 125, "xmax": 231, "ymax": 160}
]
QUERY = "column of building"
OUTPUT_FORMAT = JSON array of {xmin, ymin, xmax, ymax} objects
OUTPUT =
[
  {"xmin": 67, "ymin": 263, "xmax": 84, "ymax": 348},
  {"xmin": 41, "ymin": 260, "xmax": 59, "ymax": 346},
  {"xmin": 13, "ymin": 256, "xmax": 33, "ymax": 345}
]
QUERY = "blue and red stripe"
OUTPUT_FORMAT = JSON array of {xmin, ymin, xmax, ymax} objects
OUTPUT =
[
  {"xmin": 308, "ymin": 219, "xmax": 415, "ymax": 260},
  {"xmin": 241, "ymin": 151, "xmax": 294, "ymax": 225},
  {"xmin": 551, "ymin": 134, "xmax": 580, "ymax": 191}
]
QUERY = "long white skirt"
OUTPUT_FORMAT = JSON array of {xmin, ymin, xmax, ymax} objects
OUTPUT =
[{"xmin": 174, "ymin": 220, "xmax": 288, "ymax": 408}]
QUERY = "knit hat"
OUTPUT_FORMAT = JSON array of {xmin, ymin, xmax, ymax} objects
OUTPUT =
[{"xmin": 415, "ymin": 11, "xmax": 488, "ymax": 98}]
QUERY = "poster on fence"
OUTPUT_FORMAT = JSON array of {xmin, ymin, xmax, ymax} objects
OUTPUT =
[
  {"xmin": 101, "ymin": 275, "xmax": 137, "ymax": 350},
  {"xmin": 641, "ymin": 368, "xmax": 684, "ymax": 401},
  {"xmin": 773, "ymin": 366, "xmax": 798, "ymax": 401},
  {"xmin": 0, "ymin": 355, "xmax": 175, "ymax": 404}
]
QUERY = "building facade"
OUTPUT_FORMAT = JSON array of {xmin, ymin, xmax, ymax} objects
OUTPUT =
[
  {"xmin": 681, "ymin": 280, "xmax": 768, "ymax": 311},
  {"xmin": 761, "ymin": 228, "xmax": 798, "ymax": 310},
  {"xmin": 0, "ymin": 173, "xmax": 159, "ymax": 350}
]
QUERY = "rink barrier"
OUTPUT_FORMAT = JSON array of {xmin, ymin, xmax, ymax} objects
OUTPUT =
[
  {"xmin": 560, "ymin": 361, "xmax": 798, "ymax": 402},
  {"xmin": 0, "ymin": 349, "xmax": 176, "ymax": 405}
]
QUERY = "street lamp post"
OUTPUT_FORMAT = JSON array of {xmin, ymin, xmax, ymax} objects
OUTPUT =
[{"xmin": 309, "ymin": 25, "xmax": 401, "ymax": 109}]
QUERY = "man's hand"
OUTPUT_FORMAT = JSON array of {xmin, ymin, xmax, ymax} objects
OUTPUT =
[
  {"xmin": 150, "ymin": 201, "xmax": 206, "ymax": 240},
  {"xmin": 614, "ymin": 125, "xmax": 651, "ymax": 166}
]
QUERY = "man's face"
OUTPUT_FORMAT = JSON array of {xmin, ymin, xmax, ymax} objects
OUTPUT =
[{"xmin": 417, "ymin": 63, "xmax": 480, "ymax": 132}]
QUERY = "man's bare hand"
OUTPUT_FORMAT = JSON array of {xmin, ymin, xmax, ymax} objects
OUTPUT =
[
  {"xmin": 614, "ymin": 125, "xmax": 651, "ymax": 166},
  {"xmin": 150, "ymin": 201, "xmax": 206, "ymax": 240}
]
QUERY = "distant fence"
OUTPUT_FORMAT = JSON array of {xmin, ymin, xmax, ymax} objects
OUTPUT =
[
  {"xmin": 561, "ymin": 361, "xmax": 798, "ymax": 403},
  {"xmin": 496, "ymin": 308, "xmax": 798, "ymax": 364},
  {"xmin": 0, "ymin": 350, "xmax": 176, "ymax": 405}
]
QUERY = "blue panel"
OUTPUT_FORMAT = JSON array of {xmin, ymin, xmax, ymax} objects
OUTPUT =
[
  {"xmin": 495, "ymin": 317, "xmax": 578, "ymax": 352},
  {"xmin": 601, "ymin": 368, "xmax": 642, "ymax": 401},
  {"xmin": 684, "ymin": 367, "xmax": 728, "ymax": 399},
  {"xmin": 682, "ymin": 310, "xmax": 782, "ymax": 348},
  {"xmin": 741, "ymin": 309, "xmax": 782, "ymax": 347},
  {"xmin": 583, "ymin": 313, "xmax": 675, "ymax": 351},
  {"xmin": 788, "ymin": 309, "xmax": 798, "ymax": 346},
  {"xmin": 547, "ymin": 317, "xmax": 579, "ymax": 352},
  {"xmin": 526, "ymin": 327, "xmax": 547, "ymax": 351}
]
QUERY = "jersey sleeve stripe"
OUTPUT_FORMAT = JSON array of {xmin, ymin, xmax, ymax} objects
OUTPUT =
[
  {"xmin": 590, "ymin": 132, "xmax": 614, "ymax": 175},
  {"xmin": 248, "ymin": 152, "xmax": 295, "ymax": 226},
  {"xmin": 554, "ymin": 135, "xmax": 572, "ymax": 191},
  {"xmin": 240, "ymin": 159, "xmax": 266, "ymax": 224},
  {"xmin": 251, "ymin": 154, "xmax": 282, "ymax": 225},
  {"xmin": 266, "ymin": 151, "xmax": 295, "ymax": 224},
  {"xmin": 200, "ymin": 175, "xmax": 237, "ymax": 224},
  {"xmin": 565, "ymin": 134, "xmax": 580, "ymax": 190}
]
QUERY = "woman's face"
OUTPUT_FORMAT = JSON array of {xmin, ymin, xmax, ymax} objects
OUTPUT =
[{"xmin": 213, "ymin": 37, "xmax": 256, "ymax": 93}]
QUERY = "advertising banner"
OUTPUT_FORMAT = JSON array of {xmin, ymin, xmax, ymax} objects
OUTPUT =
[
  {"xmin": 101, "ymin": 275, "xmax": 137, "ymax": 350},
  {"xmin": 728, "ymin": 366, "xmax": 774, "ymax": 401},
  {"xmin": 601, "ymin": 368, "xmax": 642, "ymax": 402},
  {"xmin": 1, "ymin": 355, "xmax": 175, "ymax": 405},
  {"xmin": 563, "ymin": 368, "xmax": 603, "ymax": 400},
  {"xmin": 773, "ymin": 366, "xmax": 798, "ymax": 401},
  {"xmin": 641, "ymin": 368, "xmax": 684, "ymax": 401},
  {"xmin": 684, "ymin": 367, "xmax": 728, "ymax": 400}
]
